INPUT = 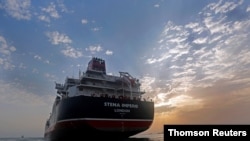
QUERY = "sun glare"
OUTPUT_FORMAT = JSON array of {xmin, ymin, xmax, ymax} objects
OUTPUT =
[{"xmin": 155, "ymin": 94, "xmax": 202, "ymax": 108}]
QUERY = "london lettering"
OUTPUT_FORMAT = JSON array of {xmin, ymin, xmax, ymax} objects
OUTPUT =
[{"xmin": 114, "ymin": 109, "xmax": 130, "ymax": 113}]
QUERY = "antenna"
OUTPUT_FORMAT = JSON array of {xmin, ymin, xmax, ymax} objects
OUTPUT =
[
  {"xmin": 77, "ymin": 64, "xmax": 81, "ymax": 78},
  {"xmin": 79, "ymin": 69, "xmax": 81, "ymax": 78}
]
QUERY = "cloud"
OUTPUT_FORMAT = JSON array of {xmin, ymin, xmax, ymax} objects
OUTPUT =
[
  {"xmin": 154, "ymin": 4, "xmax": 160, "ymax": 8},
  {"xmin": 57, "ymin": 0, "xmax": 71, "ymax": 13},
  {"xmin": 105, "ymin": 50, "xmax": 113, "ymax": 55},
  {"xmin": 0, "ymin": 80, "xmax": 52, "ymax": 106},
  {"xmin": 140, "ymin": 76, "xmax": 156, "ymax": 93},
  {"xmin": 91, "ymin": 27, "xmax": 101, "ymax": 32},
  {"xmin": 142, "ymin": 0, "xmax": 250, "ymax": 126},
  {"xmin": 45, "ymin": 31, "xmax": 84, "ymax": 59},
  {"xmin": 86, "ymin": 45, "xmax": 103, "ymax": 54},
  {"xmin": 0, "ymin": 36, "xmax": 16, "ymax": 70},
  {"xmin": 34, "ymin": 55, "xmax": 42, "ymax": 60},
  {"xmin": 206, "ymin": 0, "xmax": 243, "ymax": 14},
  {"xmin": 193, "ymin": 37, "xmax": 208, "ymax": 44},
  {"xmin": 33, "ymin": 54, "xmax": 50, "ymax": 64},
  {"xmin": 0, "ymin": 0, "xmax": 31, "ymax": 20},
  {"xmin": 0, "ymin": 37, "xmax": 16, "ymax": 55},
  {"xmin": 61, "ymin": 46, "xmax": 83, "ymax": 58},
  {"xmin": 38, "ymin": 15, "xmax": 50, "ymax": 22},
  {"xmin": 18, "ymin": 63, "xmax": 26, "ymax": 69},
  {"xmin": 44, "ymin": 73, "xmax": 57, "ymax": 82},
  {"xmin": 41, "ymin": 2, "xmax": 60, "ymax": 19},
  {"xmin": 0, "ymin": 80, "xmax": 54, "ymax": 137},
  {"xmin": 46, "ymin": 31, "xmax": 72, "ymax": 45},
  {"xmin": 38, "ymin": 1, "xmax": 71, "ymax": 23},
  {"xmin": 81, "ymin": 19, "xmax": 88, "ymax": 24},
  {"xmin": 32, "ymin": 68, "xmax": 39, "ymax": 74},
  {"xmin": 247, "ymin": 6, "xmax": 250, "ymax": 12},
  {"xmin": 0, "ymin": 0, "xmax": 69, "ymax": 22},
  {"xmin": 155, "ymin": 94, "xmax": 203, "ymax": 110}
]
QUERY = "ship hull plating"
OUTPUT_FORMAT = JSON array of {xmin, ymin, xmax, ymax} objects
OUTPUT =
[{"xmin": 44, "ymin": 96, "xmax": 154, "ymax": 141}]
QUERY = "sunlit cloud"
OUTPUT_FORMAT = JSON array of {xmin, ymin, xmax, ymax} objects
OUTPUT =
[
  {"xmin": 206, "ymin": 0, "xmax": 243, "ymax": 14},
  {"xmin": 0, "ymin": 80, "xmax": 52, "ymax": 106},
  {"xmin": 140, "ymin": 76, "xmax": 156, "ymax": 93},
  {"xmin": 0, "ymin": 80, "xmax": 54, "ymax": 137},
  {"xmin": 193, "ymin": 37, "xmax": 208, "ymax": 44},
  {"xmin": 146, "ymin": 53, "xmax": 171, "ymax": 64},
  {"xmin": 0, "ymin": 0, "xmax": 250, "ymax": 136},
  {"xmin": 155, "ymin": 94, "xmax": 202, "ymax": 108},
  {"xmin": 143, "ymin": 0, "xmax": 250, "ymax": 118}
]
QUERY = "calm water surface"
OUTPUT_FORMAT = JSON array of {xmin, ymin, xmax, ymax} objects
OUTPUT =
[{"xmin": 0, "ymin": 133, "xmax": 163, "ymax": 141}]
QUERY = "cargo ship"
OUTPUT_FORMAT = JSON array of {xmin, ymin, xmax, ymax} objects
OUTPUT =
[{"xmin": 44, "ymin": 57, "xmax": 154, "ymax": 140}]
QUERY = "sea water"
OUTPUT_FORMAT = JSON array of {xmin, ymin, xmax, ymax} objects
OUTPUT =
[{"xmin": 0, "ymin": 133, "xmax": 163, "ymax": 141}]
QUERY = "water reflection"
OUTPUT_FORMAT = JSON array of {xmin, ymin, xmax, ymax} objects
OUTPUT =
[
  {"xmin": 124, "ymin": 137, "xmax": 151, "ymax": 141},
  {"xmin": 49, "ymin": 138, "xmax": 151, "ymax": 141},
  {"xmin": 22, "ymin": 133, "xmax": 163, "ymax": 141}
]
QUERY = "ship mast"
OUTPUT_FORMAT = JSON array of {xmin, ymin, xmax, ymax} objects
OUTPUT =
[{"xmin": 119, "ymin": 72, "xmax": 134, "ymax": 99}]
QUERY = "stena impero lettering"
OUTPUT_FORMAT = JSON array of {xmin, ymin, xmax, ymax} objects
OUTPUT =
[{"xmin": 104, "ymin": 102, "xmax": 138, "ymax": 108}]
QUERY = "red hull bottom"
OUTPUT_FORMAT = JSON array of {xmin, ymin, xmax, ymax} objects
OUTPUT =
[{"xmin": 44, "ymin": 118, "xmax": 153, "ymax": 141}]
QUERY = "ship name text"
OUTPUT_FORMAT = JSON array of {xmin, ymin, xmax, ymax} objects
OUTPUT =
[{"xmin": 104, "ymin": 102, "xmax": 138, "ymax": 108}]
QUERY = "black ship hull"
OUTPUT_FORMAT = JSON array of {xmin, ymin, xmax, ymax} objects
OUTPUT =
[{"xmin": 44, "ymin": 96, "xmax": 154, "ymax": 141}]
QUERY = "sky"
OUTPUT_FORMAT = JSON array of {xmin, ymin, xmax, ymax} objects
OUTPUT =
[{"xmin": 0, "ymin": 0, "xmax": 250, "ymax": 138}]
